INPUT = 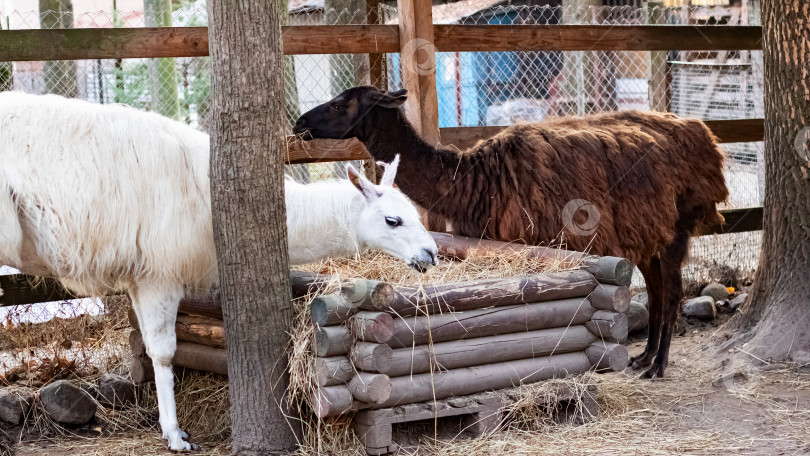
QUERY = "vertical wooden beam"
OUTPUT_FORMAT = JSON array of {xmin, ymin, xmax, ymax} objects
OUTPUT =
[
  {"xmin": 365, "ymin": 0, "xmax": 385, "ymax": 183},
  {"xmin": 397, "ymin": 0, "xmax": 438, "ymax": 144},
  {"xmin": 646, "ymin": 1, "xmax": 668, "ymax": 112},
  {"xmin": 397, "ymin": 0, "xmax": 446, "ymax": 231}
]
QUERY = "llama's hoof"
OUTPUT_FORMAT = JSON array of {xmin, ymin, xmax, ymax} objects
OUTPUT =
[
  {"xmin": 641, "ymin": 363, "xmax": 666, "ymax": 379},
  {"xmin": 165, "ymin": 429, "xmax": 195, "ymax": 452},
  {"xmin": 629, "ymin": 353, "xmax": 654, "ymax": 369}
]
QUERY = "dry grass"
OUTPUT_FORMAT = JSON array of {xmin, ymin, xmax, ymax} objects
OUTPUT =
[
  {"xmin": 297, "ymin": 249, "xmax": 580, "ymax": 287},
  {"xmin": 1, "ymin": 296, "xmax": 131, "ymax": 387}
]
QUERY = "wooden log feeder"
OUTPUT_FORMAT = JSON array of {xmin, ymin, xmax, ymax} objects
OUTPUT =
[{"xmin": 126, "ymin": 233, "xmax": 632, "ymax": 453}]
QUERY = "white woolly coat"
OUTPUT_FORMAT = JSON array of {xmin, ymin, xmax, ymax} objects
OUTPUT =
[{"xmin": 0, "ymin": 92, "xmax": 216, "ymax": 296}]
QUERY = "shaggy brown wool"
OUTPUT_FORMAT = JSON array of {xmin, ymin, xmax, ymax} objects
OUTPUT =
[{"xmin": 363, "ymin": 109, "xmax": 727, "ymax": 267}]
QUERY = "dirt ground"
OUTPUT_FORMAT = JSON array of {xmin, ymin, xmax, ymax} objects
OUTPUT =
[{"xmin": 6, "ymin": 312, "xmax": 810, "ymax": 456}]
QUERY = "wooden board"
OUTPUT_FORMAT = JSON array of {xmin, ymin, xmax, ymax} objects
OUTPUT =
[
  {"xmin": 286, "ymin": 137, "xmax": 369, "ymax": 164},
  {"xmin": 697, "ymin": 206, "xmax": 763, "ymax": 236},
  {"xmin": 0, "ymin": 25, "xmax": 399, "ymax": 62},
  {"xmin": 0, "ymin": 25, "xmax": 759, "ymax": 61},
  {"xmin": 285, "ymin": 119, "xmax": 765, "ymax": 164},
  {"xmin": 433, "ymin": 25, "xmax": 762, "ymax": 52},
  {"xmin": 702, "ymin": 118, "xmax": 765, "ymax": 143},
  {"xmin": 439, "ymin": 119, "xmax": 765, "ymax": 151},
  {"xmin": 0, "ymin": 275, "xmax": 77, "ymax": 307}
]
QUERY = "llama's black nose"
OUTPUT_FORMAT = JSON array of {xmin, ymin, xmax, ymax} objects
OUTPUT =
[{"xmin": 292, "ymin": 117, "xmax": 309, "ymax": 136}]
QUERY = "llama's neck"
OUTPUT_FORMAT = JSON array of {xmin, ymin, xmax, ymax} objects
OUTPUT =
[
  {"xmin": 362, "ymin": 112, "xmax": 484, "ymax": 234},
  {"xmin": 284, "ymin": 180, "xmax": 366, "ymax": 265}
]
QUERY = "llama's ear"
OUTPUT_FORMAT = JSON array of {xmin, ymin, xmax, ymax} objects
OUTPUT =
[
  {"xmin": 377, "ymin": 154, "xmax": 400, "ymax": 187},
  {"xmin": 347, "ymin": 164, "xmax": 377, "ymax": 200},
  {"xmin": 370, "ymin": 89, "xmax": 408, "ymax": 109}
]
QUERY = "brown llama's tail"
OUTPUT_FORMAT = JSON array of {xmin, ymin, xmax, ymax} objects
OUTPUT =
[{"xmin": 689, "ymin": 118, "xmax": 730, "ymax": 230}]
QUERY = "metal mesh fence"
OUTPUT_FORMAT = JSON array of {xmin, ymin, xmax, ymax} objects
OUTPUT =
[{"xmin": 0, "ymin": 2, "xmax": 762, "ymax": 340}]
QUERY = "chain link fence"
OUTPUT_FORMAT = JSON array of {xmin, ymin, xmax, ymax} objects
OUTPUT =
[{"xmin": 0, "ymin": 2, "xmax": 762, "ymax": 352}]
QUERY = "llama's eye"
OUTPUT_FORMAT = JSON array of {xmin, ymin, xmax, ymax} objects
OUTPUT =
[
  {"xmin": 331, "ymin": 103, "xmax": 346, "ymax": 113},
  {"xmin": 385, "ymin": 216, "xmax": 402, "ymax": 227}
]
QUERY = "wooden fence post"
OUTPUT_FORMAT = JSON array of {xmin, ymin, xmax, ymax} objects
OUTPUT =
[
  {"xmin": 397, "ymin": 0, "xmax": 447, "ymax": 231},
  {"xmin": 646, "ymin": 1, "xmax": 669, "ymax": 112},
  {"xmin": 364, "ymin": 0, "xmax": 385, "ymax": 183}
]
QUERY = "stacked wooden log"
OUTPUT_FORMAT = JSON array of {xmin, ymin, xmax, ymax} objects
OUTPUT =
[
  {"xmin": 128, "ymin": 271, "xmax": 331, "ymax": 383},
  {"xmin": 128, "ymin": 253, "xmax": 631, "ymax": 419},
  {"xmin": 307, "ymin": 259, "xmax": 630, "ymax": 418}
]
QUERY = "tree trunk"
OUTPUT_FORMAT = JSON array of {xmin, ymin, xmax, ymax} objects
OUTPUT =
[
  {"xmin": 730, "ymin": 0, "xmax": 810, "ymax": 363},
  {"xmin": 144, "ymin": 0, "xmax": 180, "ymax": 119},
  {"xmin": 39, "ymin": 0, "xmax": 77, "ymax": 98},
  {"xmin": 207, "ymin": 0, "xmax": 300, "ymax": 452}
]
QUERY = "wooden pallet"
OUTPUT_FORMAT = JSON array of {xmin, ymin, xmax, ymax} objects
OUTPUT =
[{"xmin": 354, "ymin": 384, "xmax": 598, "ymax": 455}]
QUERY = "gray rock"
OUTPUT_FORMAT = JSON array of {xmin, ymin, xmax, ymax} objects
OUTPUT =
[
  {"xmin": 97, "ymin": 373, "xmax": 135, "ymax": 408},
  {"xmin": 626, "ymin": 301, "xmax": 649, "ymax": 333},
  {"xmin": 633, "ymin": 292, "xmax": 649, "ymax": 308},
  {"xmin": 682, "ymin": 296, "xmax": 716, "ymax": 321},
  {"xmin": 701, "ymin": 282, "xmax": 730, "ymax": 302},
  {"xmin": 40, "ymin": 380, "xmax": 97, "ymax": 425},
  {"xmin": 0, "ymin": 388, "xmax": 34, "ymax": 425},
  {"xmin": 729, "ymin": 293, "xmax": 749, "ymax": 311}
]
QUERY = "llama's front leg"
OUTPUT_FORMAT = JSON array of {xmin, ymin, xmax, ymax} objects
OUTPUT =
[
  {"xmin": 642, "ymin": 229, "xmax": 689, "ymax": 379},
  {"xmin": 131, "ymin": 284, "xmax": 194, "ymax": 451},
  {"xmin": 630, "ymin": 258, "xmax": 663, "ymax": 369}
]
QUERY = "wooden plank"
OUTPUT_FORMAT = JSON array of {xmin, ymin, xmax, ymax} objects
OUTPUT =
[
  {"xmin": 439, "ymin": 119, "xmax": 765, "ymax": 151},
  {"xmin": 286, "ymin": 137, "xmax": 370, "ymax": 164},
  {"xmin": 0, "ymin": 275, "xmax": 77, "ymax": 306},
  {"xmin": 702, "ymin": 118, "xmax": 765, "ymax": 143},
  {"xmin": 0, "ymin": 24, "xmax": 761, "ymax": 62},
  {"xmin": 0, "ymin": 25, "xmax": 400, "ymax": 62},
  {"xmin": 0, "ymin": 271, "xmax": 329, "ymax": 308},
  {"xmin": 433, "ymin": 25, "xmax": 762, "ymax": 52},
  {"xmin": 0, "ymin": 27, "xmax": 209, "ymax": 61},
  {"xmin": 698, "ymin": 207, "xmax": 763, "ymax": 236},
  {"xmin": 282, "ymin": 25, "xmax": 400, "ymax": 55}
]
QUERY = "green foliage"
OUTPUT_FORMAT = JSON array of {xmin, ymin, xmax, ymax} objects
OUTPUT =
[{"xmin": 111, "ymin": 62, "xmax": 151, "ymax": 108}]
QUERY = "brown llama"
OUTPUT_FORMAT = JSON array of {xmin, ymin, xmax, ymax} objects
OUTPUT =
[{"xmin": 294, "ymin": 86, "xmax": 730, "ymax": 378}]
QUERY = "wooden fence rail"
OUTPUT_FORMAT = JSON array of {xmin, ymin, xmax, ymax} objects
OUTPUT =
[
  {"xmin": 288, "ymin": 118, "xmax": 765, "ymax": 164},
  {"xmin": 0, "ymin": 24, "xmax": 761, "ymax": 62}
]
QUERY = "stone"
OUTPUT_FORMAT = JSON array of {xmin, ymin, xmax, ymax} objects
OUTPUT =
[
  {"xmin": 0, "ymin": 388, "xmax": 33, "ymax": 425},
  {"xmin": 633, "ymin": 291, "xmax": 648, "ymax": 308},
  {"xmin": 729, "ymin": 293, "xmax": 749, "ymax": 311},
  {"xmin": 626, "ymin": 301, "xmax": 650, "ymax": 333},
  {"xmin": 682, "ymin": 296, "xmax": 716, "ymax": 321},
  {"xmin": 701, "ymin": 282, "xmax": 730, "ymax": 302},
  {"xmin": 40, "ymin": 380, "xmax": 97, "ymax": 425},
  {"xmin": 97, "ymin": 373, "xmax": 135, "ymax": 408}
]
